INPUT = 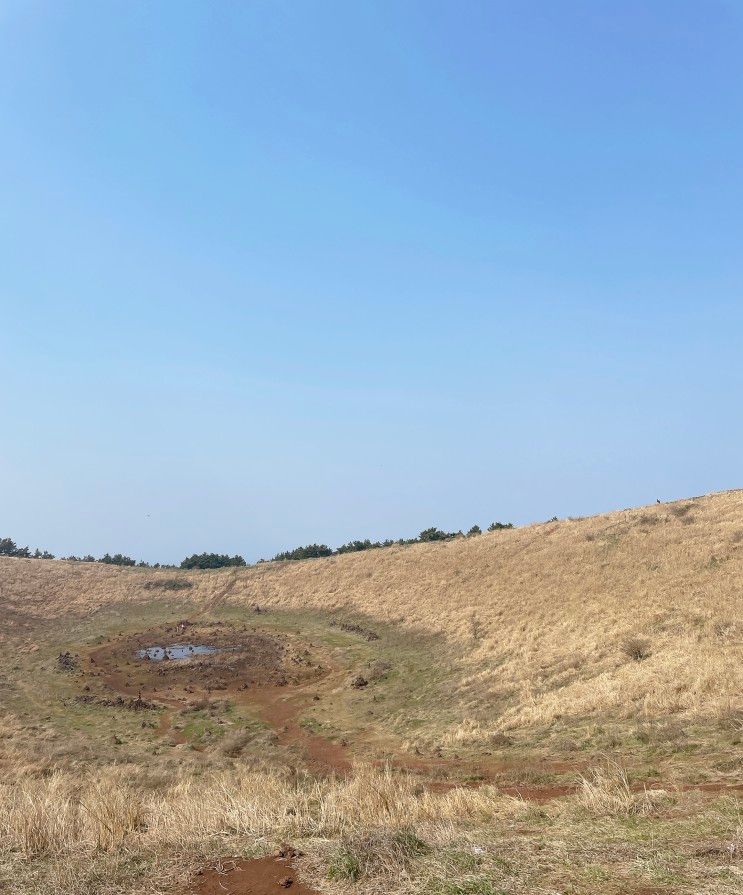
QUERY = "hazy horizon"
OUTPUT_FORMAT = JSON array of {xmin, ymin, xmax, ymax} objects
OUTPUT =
[{"xmin": 2, "ymin": 2, "xmax": 742, "ymax": 564}]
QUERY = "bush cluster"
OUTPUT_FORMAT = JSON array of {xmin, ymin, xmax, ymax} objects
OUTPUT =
[
  {"xmin": 63, "ymin": 553, "xmax": 170, "ymax": 568},
  {"xmin": 180, "ymin": 552, "xmax": 247, "ymax": 570},
  {"xmin": 3, "ymin": 516, "xmax": 516, "ymax": 570},
  {"xmin": 268, "ymin": 522, "xmax": 513, "ymax": 562},
  {"xmin": 0, "ymin": 537, "xmax": 54, "ymax": 559},
  {"xmin": 272, "ymin": 543, "xmax": 333, "ymax": 561},
  {"xmin": 98, "ymin": 553, "xmax": 136, "ymax": 566}
]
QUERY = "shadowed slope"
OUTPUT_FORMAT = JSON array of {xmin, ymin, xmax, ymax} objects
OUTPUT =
[{"xmin": 2, "ymin": 490, "xmax": 741, "ymax": 730}]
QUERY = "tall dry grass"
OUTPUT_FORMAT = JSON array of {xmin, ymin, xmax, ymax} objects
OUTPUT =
[
  {"xmin": 578, "ymin": 761, "xmax": 667, "ymax": 816},
  {"xmin": 0, "ymin": 765, "xmax": 522, "ymax": 860},
  {"xmin": 3, "ymin": 764, "xmax": 741, "ymax": 895},
  {"xmin": 2, "ymin": 490, "xmax": 742, "ymax": 728}
]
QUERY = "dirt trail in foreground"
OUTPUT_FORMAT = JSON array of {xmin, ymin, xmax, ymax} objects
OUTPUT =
[{"xmin": 184, "ymin": 855, "xmax": 317, "ymax": 895}]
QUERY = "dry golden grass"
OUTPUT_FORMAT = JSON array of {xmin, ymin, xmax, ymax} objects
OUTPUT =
[
  {"xmin": 0, "ymin": 765, "xmax": 519, "ymax": 860},
  {"xmin": 3, "ymin": 489, "xmax": 742, "ymax": 731},
  {"xmin": 2, "ymin": 491, "xmax": 743, "ymax": 893},
  {"xmin": 1, "ymin": 763, "xmax": 741, "ymax": 895},
  {"xmin": 578, "ymin": 761, "xmax": 668, "ymax": 816}
]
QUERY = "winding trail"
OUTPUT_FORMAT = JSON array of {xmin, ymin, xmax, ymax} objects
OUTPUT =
[{"xmin": 85, "ymin": 625, "xmax": 743, "ymax": 801}]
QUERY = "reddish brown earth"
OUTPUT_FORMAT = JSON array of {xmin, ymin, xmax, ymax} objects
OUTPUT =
[
  {"xmin": 248, "ymin": 684, "xmax": 351, "ymax": 773},
  {"xmin": 183, "ymin": 855, "xmax": 318, "ymax": 895},
  {"xmin": 79, "ymin": 622, "xmax": 742, "ymax": 802},
  {"xmin": 83, "ymin": 622, "xmax": 570, "ymax": 786},
  {"xmin": 85, "ymin": 622, "xmax": 351, "ymax": 772}
]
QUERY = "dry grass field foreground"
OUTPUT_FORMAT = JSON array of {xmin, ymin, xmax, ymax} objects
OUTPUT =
[{"xmin": 1, "ymin": 490, "xmax": 742, "ymax": 894}]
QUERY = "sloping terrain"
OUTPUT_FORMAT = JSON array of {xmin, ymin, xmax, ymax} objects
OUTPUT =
[
  {"xmin": 0, "ymin": 491, "xmax": 741, "ymax": 895},
  {"xmin": 3, "ymin": 488, "xmax": 741, "ymax": 728}
]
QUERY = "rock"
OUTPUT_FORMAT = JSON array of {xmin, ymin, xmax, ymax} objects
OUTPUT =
[
  {"xmin": 351, "ymin": 675, "xmax": 368, "ymax": 689},
  {"xmin": 56, "ymin": 652, "xmax": 78, "ymax": 672},
  {"xmin": 278, "ymin": 876, "xmax": 293, "ymax": 888}
]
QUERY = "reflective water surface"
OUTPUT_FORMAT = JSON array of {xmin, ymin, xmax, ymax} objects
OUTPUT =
[{"xmin": 136, "ymin": 645, "xmax": 221, "ymax": 661}]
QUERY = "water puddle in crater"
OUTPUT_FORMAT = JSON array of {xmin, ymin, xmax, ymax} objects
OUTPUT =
[{"xmin": 136, "ymin": 644, "xmax": 221, "ymax": 661}]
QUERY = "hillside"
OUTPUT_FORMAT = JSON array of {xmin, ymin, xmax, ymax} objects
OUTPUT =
[
  {"xmin": 3, "ymin": 489, "xmax": 741, "ymax": 733},
  {"xmin": 2, "ymin": 491, "xmax": 742, "ymax": 895}
]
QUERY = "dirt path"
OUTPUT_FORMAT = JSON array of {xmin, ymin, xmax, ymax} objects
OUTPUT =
[
  {"xmin": 82, "ymin": 624, "xmax": 743, "ymax": 802},
  {"xmin": 87, "ymin": 623, "xmax": 351, "ymax": 770},
  {"xmin": 185, "ymin": 854, "xmax": 318, "ymax": 895},
  {"xmin": 247, "ymin": 682, "xmax": 352, "ymax": 774},
  {"xmin": 188, "ymin": 570, "xmax": 241, "ymax": 621}
]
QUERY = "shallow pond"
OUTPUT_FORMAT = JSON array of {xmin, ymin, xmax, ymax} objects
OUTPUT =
[{"xmin": 136, "ymin": 645, "xmax": 221, "ymax": 661}]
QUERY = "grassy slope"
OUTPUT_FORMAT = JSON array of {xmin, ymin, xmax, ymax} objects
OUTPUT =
[
  {"xmin": 1, "ymin": 490, "xmax": 742, "ymax": 895},
  {"xmin": 3, "ymin": 488, "xmax": 742, "ymax": 729}
]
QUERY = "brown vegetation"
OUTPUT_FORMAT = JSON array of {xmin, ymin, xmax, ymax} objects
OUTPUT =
[
  {"xmin": 3, "ymin": 490, "xmax": 741, "ymax": 729},
  {"xmin": 1, "ymin": 490, "xmax": 742, "ymax": 894}
]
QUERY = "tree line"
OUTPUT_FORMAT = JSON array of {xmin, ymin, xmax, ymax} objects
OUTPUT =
[
  {"xmin": 265, "ymin": 522, "xmax": 514, "ymax": 564},
  {"xmin": 0, "ymin": 538, "xmax": 175, "ymax": 568},
  {"xmin": 0, "ymin": 537, "xmax": 54, "ymax": 560},
  {"xmin": 0, "ymin": 520, "xmax": 515, "ymax": 571}
]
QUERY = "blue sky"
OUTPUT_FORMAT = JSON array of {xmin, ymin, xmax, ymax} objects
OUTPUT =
[{"xmin": 1, "ymin": 1, "xmax": 742, "ymax": 563}]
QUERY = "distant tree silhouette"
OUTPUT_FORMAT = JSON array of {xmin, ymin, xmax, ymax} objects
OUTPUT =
[
  {"xmin": 1, "ymin": 537, "xmax": 54, "ymax": 559},
  {"xmin": 272, "ymin": 544, "xmax": 333, "ymax": 561},
  {"xmin": 98, "ymin": 553, "xmax": 136, "ymax": 566},
  {"xmin": 180, "ymin": 552, "xmax": 246, "ymax": 570},
  {"xmin": 418, "ymin": 527, "xmax": 457, "ymax": 542}
]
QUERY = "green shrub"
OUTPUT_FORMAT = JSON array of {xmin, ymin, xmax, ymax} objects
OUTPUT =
[
  {"xmin": 418, "ymin": 527, "xmax": 457, "ymax": 542},
  {"xmin": 180, "ymin": 552, "xmax": 246, "ymax": 570},
  {"xmin": 327, "ymin": 828, "xmax": 429, "ymax": 882},
  {"xmin": 272, "ymin": 544, "xmax": 333, "ymax": 561},
  {"xmin": 98, "ymin": 553, "xmax": 136, "ymax": 566},
  {"xmin": 1, "ymin": 537, "xmax": 54, "ymax": 559},
  {"xmin": 143, "ymin": 579, "xmax": 193, "ymax": 591}
]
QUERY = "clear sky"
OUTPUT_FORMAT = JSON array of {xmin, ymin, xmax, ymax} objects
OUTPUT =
[{"xmin": 1, "ymin": 1, "xmax": 742, "ymax": 564}]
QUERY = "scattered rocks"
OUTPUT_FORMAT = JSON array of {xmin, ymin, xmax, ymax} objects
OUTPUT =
[
  {"xmin": 367, "ymin": 660, "xmax": 392, "ymax": 681},
  {"xmin": 330, "ymin": 620, "xmax": 380, "ymax": 641},
  {"xmin": 67, "ymin": 693, "xmax": 159, "ymax": 711},
  {"xmin": 56, "ymin": 652, "xmax": 78, "ymax": 672},
  {"xmin": 142, "ymin": 579, "xmax": 193, "ymax": 591},
  {"xmin": 274, "ymin": 844, "xmax": 302, "ymax": 859}
]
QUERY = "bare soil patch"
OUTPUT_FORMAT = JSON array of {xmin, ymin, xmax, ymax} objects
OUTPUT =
[
  {"xmin": 183, "ymin": 854, "xmax": 318, "ymax": 895},
  {"xmin": 85, "ymin": 621, "xmax": 351, "ymax": 772}
]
